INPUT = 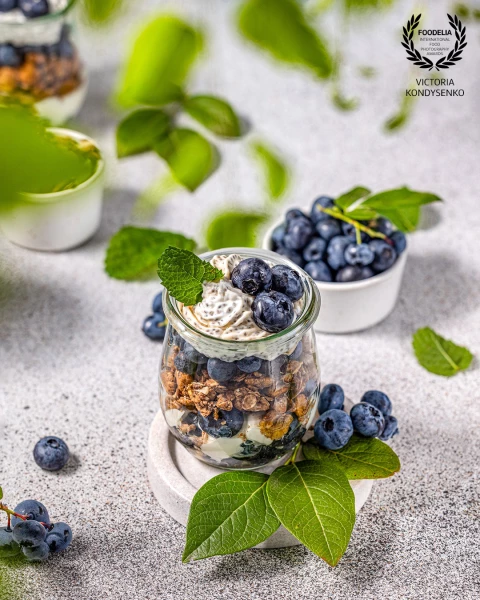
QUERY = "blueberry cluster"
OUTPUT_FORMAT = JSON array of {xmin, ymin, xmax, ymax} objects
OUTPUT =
[
  {"xmin": 142, "ymin": 291, "xmax": 167, "ymax": 341},
  {"xmin": 0, "ymin": 500, "xmax": 72, "ymax": 562},
  {"xmin": 0, "ymin": 0, "xmax": 50, "ymax": 18},
  {"xmin": 271, "ymin": 196, "xmax": 407, "ymax": 283},
  {"xmin": 313, "ymin": 384, "xmax": 399, "ymax": 450}
]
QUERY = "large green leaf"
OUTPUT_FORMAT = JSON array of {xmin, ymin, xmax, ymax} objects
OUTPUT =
[
  {"xmin": 183, "ymin": 472, "xmax": 280, "ymax": 562},
  {"xmin": 303, "ymin": 434, "xmax": 400, "ymax": 479},
  {"xmin": 154, "ymin": 128, "xmax": 217, "ymax": 191},
  {"xmin": 238, "ymin": 0, "xmax": 333, "ymax": 79},
  {"xmin": 379, "ymin": 205, "xmax": 420, "ymax": 233},
  {"xmin": 266, "ymin": 461, "xmax": 355, "ymax": 566},
  {"xmin": 183, "ymin": 95, "xmax": 241, "ymax": 138},
  {"xmin": 412, "ymin": 327, "xmax": 474, "ymax": 377},
  {"xmin": 251, "ymin": 141, "xmax": 289, "ymax": 200},
  {"xmin": 364, "ymin": 187, "xmax": 442, "ymax": 210},
  {"xmin": 116, "ymin": 16, "xmax": 203, "ymax": 107},
  {"xmin": 205, "ymin": 211, "xmax": 267, "ymax": 250},
  {"xmin": 116, "ymin": 109, "xmax": 170, "ymax": 158}
]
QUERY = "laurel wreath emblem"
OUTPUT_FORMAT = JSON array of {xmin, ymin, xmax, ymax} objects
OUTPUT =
[{"xmin": 402, "ymin": 13, "xmax": 467, "ymax": 71}]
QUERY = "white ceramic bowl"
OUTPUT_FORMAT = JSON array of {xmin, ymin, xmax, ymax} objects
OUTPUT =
[
  {"xmin": 0, "ymin": 128, "xmax": 104, "ymax": 252},
  {"xmin": 263, "ymin": 219, "xmax": 408, "ymax": 334}
]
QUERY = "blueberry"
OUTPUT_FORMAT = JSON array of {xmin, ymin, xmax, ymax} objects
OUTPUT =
[
  {"xmin": 316, "ymin": 218, "xmax": 341, "ymax": 241},
  {"xmin": 284, "ymin": 217, "xmax": 314, "ymax": 250},
  {"xmin": 207, "ymin": 358, "xmax": 238, "ymax": 382},
  {"xmin": 179, "ymin": 412, "xmax": 202, "ymax": 437},
  {"xmin": 142, "ymin": 314, "xmax": 166, "ymax": 341},
  {"xmin": 326, "ymin": 235, "xmax": 350, "ymax": 270},
  {"xmin": 0, "ymin": 44, "xmax": 23, "ymax": 67},
  {"xmin": 303, "ymin": 237, "xmax": 327, "ymax": 262},
  {"xmin": 22, "ymin": 542, "xmax": 50, "ymax": 561},
  {"xmin": 12, "ymin": 520, "xmax": 46, "ymax": 547},
  {"xmin": 274, "ymin": 246, "xmax": 305, "ymax": 268},
  {"xmin": 33, "ymin": 436, "xmax": 69, "ymax": 471},
  {"xmin": 199, "ymin": 407, "xmax": 244, "ymax": 438},
  {"xmin": 304, "ymin": 260, "xmax": 332, "ymax": 282},
  {"xmin": 344, "ymin": 243, "xmax": 374, "ymax": 266},
  {"xmin": 231, "ymin": 258, "xmax": 272, "ymax": 296},
  {"xmin": 18, "ymin": 0, "xmax": 49, "ymax": 18},
  {"xmin": 252, "ymin": 291, "xmax": 294, "ymax": 333},
  {"xmin": 341, "ymin": 222, "xmax": 369, "ymax": 242},
  {"xmin": 167, "ymin": 327, "xmax": 183, "ymax": 348},
  {"xmin": 267, "ymin": 354, "xmax": 288, "ymax": 376},
  {"xmin": 289, "ymin": 341, "xmax": 302, "ymax": 361},
  {"xmin": 335, "ymin": 265, "xmax": 363, "ymax": 282},
  {"xmin": 271, "ymin": 224, "xmax": 286, "ymax": 250},
  {"xmin": 286, "ymin": 208, "xmax": 308, "ymax": 221},
  {"xmin": 54, "ymin": 36, "xmax": 74, "ymax": 59},
  {"xmin": 236, "ymin": 356, "xmax": 262, "ymax": 373},
  {"xmin": 152, "ymin": 291, "xmax": 163, "ymax": 313},
  {"xmin": 174, "ymin": 352, "xmax": 197, "ymax": 375},
  {"xmin": 0, "ymin": 0, "xmax": 17, "ymax": 12},
  {"xmin": 236, "ymin": 440, "xmax": 263, "ymax": 458},
  {"xmin": 183, "ymin": 342, "xmax": 208, "ymax": 364},
  {"xmin": 369, "ymin": 240, "xmax": 397, "ymax": 272},
  {"xmin": 361, "ymin": 390, "xmax": 392, "ymax": 416},
  {"xmin": 390, "ymin": 230, "xmax": 407, "ymax": 255},
  {"xmin": 304, "ymin": 379, "xmax": 318, "ymax": 397},
  {"xmin": 310, "ymin": 196, "xmax": 334, "ymax": 224},
  {"xmin": 359, "ymin": 266, "xmax": 374, "ymax": 279},
  {"xmin": 45, "ymin": 522, "xmax": 72, "ymax": 553},
  {"xmin": 378, "ymin": 415, "xmax": 399, "ymax": 441},
  {"xmin": 314, "ymin": 409, "xmax": 353, "ymax": 450},
  {"xmin": 350, "ymin": 402, "xmax": 385, "ymax": 437},
  {"xmin": 319, "ymin": 384, "xmax": 344, "ymax": 414},
  {"xmin": 11, "ymin": 500, "xmax": 50, "ymax": 528},
  {"xmin": 270, "ymin": 265, "xmax": 304, "ymax": 301},
  {"xmin": 0, "ymin": 527, "xmax": 20, "ymax": 558},
  {"xmin": 376, "ymin": 217, "xmax": 394, "ymax": 236}
]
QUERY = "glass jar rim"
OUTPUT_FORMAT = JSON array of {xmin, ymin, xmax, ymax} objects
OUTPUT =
[
  {"xmin": 163, "ymin": 247, "xmax": 321, "ymax": 353},
  {"xmin": 4, "ymin": 0, "xmax": 76, "ymax": 25}
]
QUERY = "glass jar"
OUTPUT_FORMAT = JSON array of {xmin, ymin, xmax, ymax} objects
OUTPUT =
[
  {"xmin": 159, "ymin": 248, "xmax": 321, "ymax": 470},
  {"xmin": 0, "ymin": 0, "xmax": 86, "ymax": 124}
]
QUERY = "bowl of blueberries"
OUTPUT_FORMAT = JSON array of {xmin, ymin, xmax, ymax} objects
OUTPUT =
[{"xmin": 263, "ymin": 196, "xmax": 408, "ymax": 334}]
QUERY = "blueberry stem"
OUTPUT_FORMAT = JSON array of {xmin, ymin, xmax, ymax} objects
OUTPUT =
[
  {"xmin": 286, "ymin": 443, "xmax": 301, "ymax": 465},
  {"xmin": 0, "ymin": 502, "xmax": 27, "ymax": 522},
  {"xmin": 355, "ymin": 225, "xmax": 362, "ymax": 245},
  {"xmin": 318, "ymin": 206, "xmax": 388, "ymax": 240}
]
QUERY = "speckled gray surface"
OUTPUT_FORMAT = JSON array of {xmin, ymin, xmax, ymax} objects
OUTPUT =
[{"xmin": 1, "ymin": 0, "xmax": 479, "ymax": 598}]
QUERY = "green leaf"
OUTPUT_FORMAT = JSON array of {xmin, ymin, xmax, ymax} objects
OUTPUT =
[
  {"xmin": 0, "ymin": 486, "xmax": 3, "ymax": 500},
  {"xmin": 364, "ymin": 187, "xmax": 442, "ymax": 210},
  {"xmin": 266, "ymin": 461, "xmax": 355, "ymax": 566},
  {"xmin": 116, "ymin": 16, "xmax": 203, "ymax": 107},
  {"xmin": 331, "ymin": 88, "xmax": 359, "ymax": 112},
  {"xmin": 157, "ymin": 247, "xmax": 224, "ymax": 305},
  {"xmin": 116, "ymin": 109, "xmax": 170, "ymax": 158},
  {"xmin": 105, "ymin": 227, "xmax": 196, "ymax": 281},
  {"xmin": 238, "ymin": 0, "xmax": 333, "ymax": 79},
  {"xmin": 81, "ymin": 0, "xmax": 123, "ymax": 25},
  {"xmin": 183, "ymin": 95, "xmax": 241, "ymax": 138},
  {"xmin": 205, "ymin": 211, "xmax": 267, "ymax": 251},
  {"xmin": 412, "ymin": 327, "xmax": 474, "ymax": 377},
  {"xmin": 379, "ymin": 205, "xmax": 420, "ymax": 233},
  {"xmin": 335, "ymin": 187, "xmax": 377, "ymax": 221},
  {"xmin": 251, "ymin": 141, "xmax": 289, "ymax": 200},
  {"xmin": 154, "ymin": 128, "xmax": 217, "ymax": 191},
  {"xmin": 303, "ymin": 434, "xmax": 401, "ymax": 479},
  {"xmin": 183, "ymin": 472, "xmax": 280, "ymax": 562}
]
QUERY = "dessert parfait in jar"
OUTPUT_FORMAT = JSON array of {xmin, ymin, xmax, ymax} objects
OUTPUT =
[
  {"xmin": 159, "ymin": 248, "xmax": 321, "ymax": 470},
  {"xmin": 0, "ymin": 0, "xmax": 87, "ymax": 124}
]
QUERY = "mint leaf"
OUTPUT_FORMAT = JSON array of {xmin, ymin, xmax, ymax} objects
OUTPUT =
[
  {"xmin": 116, "ymin": 16, "xmax": 203, "ymax": 107},
  {"xmin": 154, "ymin": 128, "xmax": 217, "ymax": 191},
  {"xmin": 251, "ymin": 141, "xmax": 289, "ymax": 200},
  {"xmin": 116, "ymin": 109, "xmax": 170, "ymax": 158},
  {"xmin": 183, "ymin": 472, "xmax": 279, "ymax": 562},
  {"xmin": 157, "ymin": 247, "xmax": 223, "ymax": 305},
  {"xmin": 105, "ymin": 227, "xmax": 196, "ymax": 281},
  {"xmin": 183, "ymin": 95, "xmax": 241, "ymax": 138},
  {"xmin": 205, "ymin": 211, "xmax": 267, "ymax": 251},
  {"xmin": 266, "ymin": 461, "xmax": 355, "ymax": 566},
  {"xmin": 238, "ymin": 0, "xmax": 333, "ymax": 79},
  {"xmin": 412, "ymin": 327, "xmax": 474, "ymax": 376},
  {"xmin": 303, "ymin": 434, "xmax": 400, "ymax": 479}
]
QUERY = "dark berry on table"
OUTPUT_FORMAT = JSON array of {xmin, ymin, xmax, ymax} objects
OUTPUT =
[
  {"xmin": 310, "ymin": 196, "xmax": 334, "ymax": 224},
  {"xmin": 18, "ymin": 0, "xmax": 49, "ymax": 18},
  {"xmin": 304, "ymin": 260, "xmax": 332, "ymax": 282},
  {"xmin": 236, "ymin": 356, "xmax": 262, "ymax": 373},
  {"xmin": 379, "ymin": 415, "xmax": 399, "ymax": 441},
  {"xmin": 45, "ymin": 522, "xmax": 72, "ymax": 553},
  {"xmin": 183, "ymin": 342, "xmax": 208, "ymax": 364},
  {"xmin": 390, "ymin": 230, "xmax": 407, "ymax": 255},
  {"xmin": 142, "ymin": 314, "xmax": 166, "ymax": 341},
  {"xmin": 361, "ymin": 390, "xmax": 392, "ymax": 416},
  {"xmin": 359, "ymin": 266, "xmax": 374, "ymax": 279},
  {"xmin": 152, "ymin": 291, "xmax": 163, "ymax": 313},
  {"xmin": 207, "ymin": 357, "xmax": 238, "ymax": 382},
  {"xmin": 350, "ymin": 402, "xmax": 385, "ymax": 437},
  {"xmin": 174, "ymin": 351, "xmax": 197, "ymax": 375},
  {"xmin": 0, "ymin": 0, "xmax": 17, "ymax": 12},
  {"xmin": 199, "ymin": 407, "xmax": 244, "ymax": 438},
  {"xmin": 271, "ymin": 265, "xmax": 304, "ymax": 301},
  {"xmin": 376, "ymin": 217, "xmax": 394, "ymax": 237},
  {"xmin": 289, "ymin": 341, "xmax": 302, "ymax": 361},
  {"xmin": 284, "ymin": 216, "xmax": 314, "ymax": 250},
  {"xmin": 231, "ymin": 258, "xmax": 272, "ymax": 296},
  {"xmin": 341, "ymin": 222, "xmax": 369, "ymax": 242},
  {"xmin": 316, "ymin": 218, "xmax": 342, "ymax": 241},
  {"xmin": 335, "ymin": 265, "xmax": 364, "ymax": 282},
  {"xmin": 285, "ymin": 208, "xmax": 308, "ymax": 222},
  {"xmin": 252, "ymin": 291, "xmax": 294, "ymax": 333},
  {"xmin": 275, "ymin": 246, "xmax": 304, "ymax": 268},
  {"xmin": 369, "ymin": 239, "xmax": 397, "ymax": 272},
  {"xmin": 344, "ymin": 243, "xmax": 374, "ymax": 267},
  {"xmin": 314, "ymin": 409, "xmax": 353, "ymax": 450},
  {"xmin": 22, "ymin": 541, "xmax": 50, "ymax": 562},
  {"xmin": 271, "ymin": 223, "xmax": 286, "ymax": 249},
  {"xmin": 12, "ymin": 520, "xmax": 46, "ymax": 547},
  {"xmin": 303, "ymin": 237, "xmax": 327, "ymax": 262},
  {"xmin": 0, "ymin": 527, "xmax": 20, "ymax": 558},
  {"xmin": 11, "ymin": 500, "xmax": 50, "ymax": 527},
  {"xmin": 326, "ymin": 235, "xmax": 350, "ymax": 270},
  {"xmin": 0, "ymin": 44, "xmax": 23, "ymax": 67},
  {"xmin": 33, "ymin": 436, "xmax": 69, "ymax": 471},
  {"xmin": 319, "ymin": 384, "xmax": 344, "ymax": 414}
]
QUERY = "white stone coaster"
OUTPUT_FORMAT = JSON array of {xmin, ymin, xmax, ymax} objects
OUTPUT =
[{"xmin": 147, "ymin": 410, "xmax": 374, "ymax": 549}]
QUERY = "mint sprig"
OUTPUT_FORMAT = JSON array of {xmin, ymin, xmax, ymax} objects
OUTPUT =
[
  {"xmin": 157, "ymin": 247, "xmax": 224, "ymax": 306},
  {"xmin": 412, "ymin": 327, "xmax": 474, "ymax": 376}
]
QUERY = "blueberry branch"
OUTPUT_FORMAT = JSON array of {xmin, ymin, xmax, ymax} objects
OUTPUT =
[
  {"xmin": 0, "ymin": 502, "xmax": 27, "ymax": 525},
  {"xmin": 318, "ymin": 206, "xmax": 388, "ymax": 240},
  {"xmin": 286, "ymin": 442, "xmax": 301, "ymax": 465}
]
